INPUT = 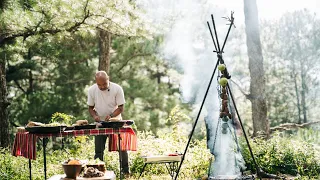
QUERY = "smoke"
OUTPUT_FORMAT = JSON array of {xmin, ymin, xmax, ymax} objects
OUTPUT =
[
  {"xmin": 137, "ymin": 0, "xmax": 245, "ymax": 177},
  {"xmin": 136, "ymin": 0, "xmax": 320, "ymax": 177}
]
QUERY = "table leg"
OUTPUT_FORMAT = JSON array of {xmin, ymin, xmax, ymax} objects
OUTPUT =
[
  {"xmin": 43, "ymin": 138, "xmax": 48, "ymax": 180},
  {"xmin": 165, "ymin": 162, "xmax": 179, "ymax": 179},
  {"xmin": 138, "ymin": 163, "xmax": 148, "ymax": 179},
  {"xmin": 118, "ymin": 133, "xmax": 123, "ymax": 180},
  {"xmin": 29, "ymin": 159, "xmax": 32, "ymax": 180}
]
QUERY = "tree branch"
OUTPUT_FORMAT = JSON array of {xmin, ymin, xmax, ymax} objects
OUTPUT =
[
  {"xmin": 14, "ymin": 80, "xmax": 26, "ymax": 94},
  {"xmin": 229, "ymin": 79, "xmax": 251, "ymax": 99},
  {"xmin": 117, "ymin": 53, "xmax": 153, "ymax": 72},
  {"xmin": 270, "ymin": 120, "xmax": 320, "ymax": 133},
  {"xmin": 0, "ymin": 0, "xmax": 91, "ymax": 45}
]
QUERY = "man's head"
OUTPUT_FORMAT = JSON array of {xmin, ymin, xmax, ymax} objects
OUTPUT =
[{"xmin": 95, "ymin": 71, "xmax": 109, "ymax": 91}]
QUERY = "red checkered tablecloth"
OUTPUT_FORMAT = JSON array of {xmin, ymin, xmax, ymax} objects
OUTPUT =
[{"xmin": 12, "ymin": 128, "xmax": 137, "ymax": 160}]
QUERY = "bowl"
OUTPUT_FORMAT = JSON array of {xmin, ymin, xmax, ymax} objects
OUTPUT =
[{"xmin": 62, "ymin": 163, "xmax": 83, "ymax": 179}]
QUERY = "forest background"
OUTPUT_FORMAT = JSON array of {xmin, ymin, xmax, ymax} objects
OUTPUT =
[{"xmin": 1, "ymin": 0, "xmax": 320, "ymax": 179}]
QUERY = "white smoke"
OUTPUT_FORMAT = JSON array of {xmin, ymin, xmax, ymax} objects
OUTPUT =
[
  {"xmin": 137, "ymin": 0, "xmax": 246, "ymax": 177},
  {"xmin": 137, "ymin": 0, "xmax": 320, "ymax": 177}
]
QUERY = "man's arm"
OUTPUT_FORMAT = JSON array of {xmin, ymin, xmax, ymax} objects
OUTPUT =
[
  {"xmin": 105, "ymin": 104, "xmax": 124, "ymax": 120},
  {"xmin": 88, "ymin": 106, "xmax": 100, "ymax": 122}
]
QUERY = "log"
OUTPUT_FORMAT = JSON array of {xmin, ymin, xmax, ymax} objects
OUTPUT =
[{"xmin": 270, "ymin": 120, "xmax": 320, "ymax": 133}]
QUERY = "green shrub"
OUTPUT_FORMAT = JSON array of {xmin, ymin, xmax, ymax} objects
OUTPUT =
[
  {"xmin": 240, "ymin": 132, "xmax": 320, "ymax": 178},
  {"xmin": 0, "ymin": 148, "xmax": 30, "ymax": 180},
  {"xmin": 2, "ymin": 130, "xmax": 210, "ymax": 180}
]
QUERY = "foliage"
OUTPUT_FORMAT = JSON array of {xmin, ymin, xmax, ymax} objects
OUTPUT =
[
  {"xmin": 294, "ymin": 128, "xmax": 320, "ymax": 145},
  {"xmin": 3, "ymin": 129, "xmax": 320, "ymax": 179},
  {"xmin": 240, "ymin": 132, "xmax": 320, "ymax": 178},
  {"xmin": 261, "ymin": 10, "xmax": 320, "ymax": 125},
  {"xmin": 229, "ymin": 9, "xmax": 320, "ymax": 128},
  {"xmin": 0, "ymin": 0, "xmax": 153, "ymax": 146},
  {"xmin": 109, "ymin": 36, "xmax": 187, "ymax": 133},
  {"xmin": 0, "ymin": 0, "xmax": 151, "ymax": 41},
  {"xmin": 51, "ymin": 112, "xmax": 75, "ymax": 125},
  {"xmin": 6, "ymin": 32, "xmax": 97, "ymax": 126},
  {"xmin": 3, "ymin": 23, "xmax": 188, "ymax": 133},
  {"xmin": 1, "ymin": 130, "xmax": 210, "ymax": 180}
]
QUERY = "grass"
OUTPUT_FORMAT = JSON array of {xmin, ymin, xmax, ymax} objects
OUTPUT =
[{"xmin": 2, "ymin": 129, "xmax": 320, "ymax": 179}]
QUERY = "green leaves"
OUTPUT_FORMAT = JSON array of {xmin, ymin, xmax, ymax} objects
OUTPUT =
[
  {"xmin": 240, "ymin": 132, "xmax": 320, "ymax": 177},
  {"xmin": 0, "ymin": 0, "xmax": 153, "ymax": 44},
  {"xmin": 108, "ymin": 36, "xmax": 186, "ymax": 133},
  {"xmin": 51, "ymin": 112, "xmax": 75, "ymax": 125}
]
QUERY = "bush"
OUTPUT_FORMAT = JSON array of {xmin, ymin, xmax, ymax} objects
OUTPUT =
[
  {"xmin": 4, "ymin": 129, "xmax": 320, "ymax": 179},
  {"xmin": 240, "ymin": 132, "xmax": 320, "ymax": 178},
  {"xmin": 2, "ymin": 130, "xmax": 211, "ymax": 180}
]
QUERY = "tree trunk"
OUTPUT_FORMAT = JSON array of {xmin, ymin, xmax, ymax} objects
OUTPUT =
[
  {"xmin": 0, "ymin": 56, "xmax": 9, "ymax": 148},
  {"xmin": 98, "ymin": 30, "xmax": 111, "ymax": 73},
  {"xmin": 292, "ymin": 71, "xmax": 302, "ymax": 124},
  {"xmin": 243, "ymin": 0, "xmax": 269, "ymax": 137},
  {"xmin": 300, "ymin": 61, "xmax": 307, "ymax": 123}
]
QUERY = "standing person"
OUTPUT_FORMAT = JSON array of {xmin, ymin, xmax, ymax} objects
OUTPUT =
[{"xmin": 87, "ymin": 71, "xmax": 130, "ymax": 175}]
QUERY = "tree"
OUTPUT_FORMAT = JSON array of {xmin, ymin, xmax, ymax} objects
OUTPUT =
[
  {"xmin": 243, "ymin": 0, "xmax": 269, "ymax": 137},
  {"xmin": 0, "ymin": 49, "xmax": 9, "ymax": 147},
  {"xmin": 109, "ymin": 36, "xmax": 184, "ymax": 133},
  {"xmin": 0, "ymin": 0, "xmax": 149, "ymax": 148},
  {"xmin": 0, "ymin": 0, "xmax": 10, "ymax": 148},
  {"xmin": 98, "ymin": 30, "xmax": 112, "ymax": 72},
  {"xmin": 261, "ymin": 10, "xmax": 320, "ymax": 125},
  {"xmin": 6, "ymin": 33, "xmax": 97, "ymax": 126}
]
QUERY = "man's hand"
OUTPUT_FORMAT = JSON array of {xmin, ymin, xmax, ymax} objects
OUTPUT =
[
  {"xmin": 105, "ymin": 115, "xmax": 111, "ymax": 121},
  {"xmin": 93, "ymin": 115, "xmax": 101, "ymax": 122},
  {"xmin": 89, "ymin": 106, "xmax": 100, "ymax": 122}
]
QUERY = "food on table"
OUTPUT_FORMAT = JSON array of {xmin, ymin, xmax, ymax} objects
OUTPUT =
[
  {"xmin": 72, "ymin": 120, "xmax": 89, "ymax": 126},
  {"xmin": 67, "ymin": 159, "xmax": 81, "ymax": 165},
  {"xmin": 64, "ymin": 158, "xmax": 83, "ymax": 165},
  {"xmin": 108, "ymin": 117, "xmax": 120, "ymax": 122},
  {"xmin": 86, "ymin": 159, "xmax": 106, "ymax": 172},
  {"xmin": 26, "ymin": 121, "xmax": 45, "ymax": 127},
  {"xmin": 26, "ymin": 121, "xmax": 65, "ymax": 127},
  {"xmin": 83, "ymin": 167, "xmax": 104, "ymax": 178}
]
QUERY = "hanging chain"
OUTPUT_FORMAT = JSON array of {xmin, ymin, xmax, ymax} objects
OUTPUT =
[
  {"xmin": 211, "ymin": 71, "xmax": 222, "ymax": 154},
  {"xmin": 227, "ymin": 85, "xmax": 241, "ymax": 152}
]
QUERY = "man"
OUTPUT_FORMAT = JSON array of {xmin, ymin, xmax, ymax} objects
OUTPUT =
[{"xmin": 87, "ymin": 71, "xmax": 129, "ymax": 174}]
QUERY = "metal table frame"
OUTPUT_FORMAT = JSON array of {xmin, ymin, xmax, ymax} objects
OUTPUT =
[{"xmin": 138, "ymin": 159, "xmax": 181, "ymax": 179}]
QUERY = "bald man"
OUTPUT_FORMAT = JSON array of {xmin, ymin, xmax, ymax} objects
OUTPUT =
[{"xmin": 87, "ymin": 71, "xmax": 129, "ymax": 174}]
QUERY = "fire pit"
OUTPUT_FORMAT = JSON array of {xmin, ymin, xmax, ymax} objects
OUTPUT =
[{"xmin": 202, "ymin": 175, "xmax": 255, "ymax": 180}]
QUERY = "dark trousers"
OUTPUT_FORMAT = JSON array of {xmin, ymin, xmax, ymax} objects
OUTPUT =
[{"xmin": 94, "ymin": 135, "xmax": 129, "ymax": 173}]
